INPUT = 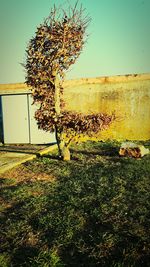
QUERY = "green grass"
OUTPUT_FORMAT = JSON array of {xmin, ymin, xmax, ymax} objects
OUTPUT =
[{"xmin": 0, "ymin": 141, "xmax": 150, "ymax": 267}]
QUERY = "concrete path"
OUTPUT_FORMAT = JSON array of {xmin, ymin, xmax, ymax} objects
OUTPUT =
[
  {"xmin": 0, "ymin": 144, "xmax": 57, "ymax": 174},
  {"xmin": 0, "ymin": 151, "xmax": 36, "ymax": 174}
]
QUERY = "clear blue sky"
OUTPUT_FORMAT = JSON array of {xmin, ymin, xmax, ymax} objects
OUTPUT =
[{"xmin": 0, "ymin": 0, "xmax": 150, "ymax": 83}]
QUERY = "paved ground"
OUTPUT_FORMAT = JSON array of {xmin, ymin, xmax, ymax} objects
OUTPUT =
[
  {"xmin": 0, "ymin": 144, "xmax": 57, "ymax": 174},
  {"xmin": 0, "ymin": 151, "xmax": 36, "ymax": 174}
]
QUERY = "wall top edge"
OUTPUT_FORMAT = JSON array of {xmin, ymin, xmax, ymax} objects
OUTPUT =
[{"xmin": 0, "ymin": 73, "xmax": 150, "ymax": 92}]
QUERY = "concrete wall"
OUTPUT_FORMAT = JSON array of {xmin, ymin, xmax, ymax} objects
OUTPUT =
[
  {"xmin": 63, "ymin": 74, "xmax": 150, "ymax": 141},
  {"xmin": 0, "ymin": 73, "xmax": 150, "ymax": 141}
]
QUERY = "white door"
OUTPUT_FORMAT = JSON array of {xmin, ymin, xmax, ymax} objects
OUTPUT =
[
  {"xmin": 28, "ymin": 95, "xmax": 56, "ymax": 144},
  {"xmin": 0, "ymin": 96, "xmax": 3, "ymax": 142},
  {"xmin": 2, "ymin": 94, "xmax": 29, "ymax": 143}
]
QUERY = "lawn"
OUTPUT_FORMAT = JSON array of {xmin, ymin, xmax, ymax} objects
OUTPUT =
[{"xmin": 0, "ymin": 141, "xmax": 150, "ymax": 267}]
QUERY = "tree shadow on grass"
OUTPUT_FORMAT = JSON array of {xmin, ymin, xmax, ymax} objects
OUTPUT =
[
  {"xmin": 70, "ymin": 143, "xmax": 119, "ymax": 157},
  {"xmin": 11, "ymin": 246, "xmax": 39, "ymax": 267},
  {"xmin": 0, "ymin": 146, "xmax": 150, "ymax": 266},
  {"xmin": 38, "ymin": 141, "xmax": 119, "ymax": 162},
  {"xmin": 37, "ymin": 158, "xmax": 150, "ymax": 267},
  {"xmin": 0, "ymin": 179, "xmax": 43, "ymax": 266},
  {"xmin": 37, "ymin": 153, "xmax": 59, "ymax": 160}
]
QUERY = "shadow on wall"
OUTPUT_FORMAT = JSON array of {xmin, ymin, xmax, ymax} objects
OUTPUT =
[{"xmin": 0, "ymin": 97, "xmax": 3, "ymax": 143}]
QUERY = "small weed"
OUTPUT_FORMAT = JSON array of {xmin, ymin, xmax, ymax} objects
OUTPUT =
[{"xmin": 0, "ymin": 253, "xmax": 10, "ymax": 267}]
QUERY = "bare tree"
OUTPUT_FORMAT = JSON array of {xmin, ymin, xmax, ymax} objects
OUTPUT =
[{"xmin": 25, "ymin": 1, "xmax": 114, "ymax": 160}]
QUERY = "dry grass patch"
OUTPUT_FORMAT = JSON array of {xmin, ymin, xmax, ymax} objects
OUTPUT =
[{"xmin": 0, "ymin": 165, "xmax": 56, "ymax": 183}]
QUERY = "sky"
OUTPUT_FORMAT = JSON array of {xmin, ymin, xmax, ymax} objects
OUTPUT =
[{"xmin": 0, "ymin": 0, "xmax": 150, "ymax": 84}]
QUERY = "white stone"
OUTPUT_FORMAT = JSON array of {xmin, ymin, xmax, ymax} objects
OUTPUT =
[{"xmin": 119, "ymin": 142, "xmax": 149, "ymax": 158}]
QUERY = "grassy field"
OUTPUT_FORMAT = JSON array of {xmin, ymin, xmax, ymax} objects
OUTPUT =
[{"xmin": 0, "ymin": 141, "xmax": 150, "ymax": 267}]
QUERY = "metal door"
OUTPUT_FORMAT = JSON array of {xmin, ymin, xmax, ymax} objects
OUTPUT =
[
  {"xmin": 28, "ymin": 95, "xmax": 56, "ymax": 144},
  {"xmin": 2, "ymin": 94, "xmax": 30, "ymax": 143}
]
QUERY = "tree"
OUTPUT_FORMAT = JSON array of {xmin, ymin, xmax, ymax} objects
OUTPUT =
[{"xmin": 25, "ymin": 1, "xmax": 114, "ymax": 160}]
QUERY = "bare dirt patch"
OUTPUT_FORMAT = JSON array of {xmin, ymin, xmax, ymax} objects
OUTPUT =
[{"xmin": 0, "ymin": 165, "xmax": 56, "ymax": 183}]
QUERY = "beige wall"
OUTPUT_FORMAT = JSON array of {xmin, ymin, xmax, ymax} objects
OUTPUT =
[
  {"xmin": 0, "ymin": 73, "xmax": 150, "ymax": 141},
  {"xmin": 63, "ymin": 74, "xmax": 150, "ymax": 141}
]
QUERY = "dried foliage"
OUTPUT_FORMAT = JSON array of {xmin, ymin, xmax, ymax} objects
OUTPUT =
[
  {"xmin": 35, "ymin": 110, "xmax": 114, "ymax": 142},
  {"xmin": 24, "ymin": 2, "xmax": 114, "ymax": 156}
]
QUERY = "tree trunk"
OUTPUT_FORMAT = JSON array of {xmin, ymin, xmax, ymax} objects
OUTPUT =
[
  {"xmin": 54, "ymin": 74, "xmax": 62, "ymax": 157},
  {"xmin": 54, "ymin": 74, "xmax": 71, "ymax": 160},
  {"xmin": 55, "ymin": 126, "xmax": 62, "ymax": 158},
  {"xmin": 54, "ymin": 74, "xmax": 61, "ymax": 115},
  {"xmin": 55, "ymin": 129, "xmax": 71, "ymax": 160},
  {"xmin": 61, "ymin": 144, "xmax": 71, "ymax": 161}
]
